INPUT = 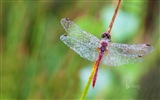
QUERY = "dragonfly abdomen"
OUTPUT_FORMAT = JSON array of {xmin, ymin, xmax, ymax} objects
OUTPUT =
[{"xmin": 92, "ymin": 52, "xmax": 104, "ymax": 88}]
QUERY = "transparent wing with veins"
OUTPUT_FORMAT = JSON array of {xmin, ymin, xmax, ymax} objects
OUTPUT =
[
  {"xmin": 60, "ymin": 18, "xmax": 100, "ymax": 61},
  {"xmin": 60, "ymin": 18, "xmax": 154, "ymax": 66},
  {"xmin": 102, "ymin": 43, "xmax": 154, "ymax": 66},
  {"xmin": 109, "ymin": 43, "xmax": 154, "ymax": 57}
]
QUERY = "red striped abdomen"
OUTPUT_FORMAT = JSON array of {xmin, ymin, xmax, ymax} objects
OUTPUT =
[{"xmin": 92, "ymin": 52, "xmax": 104, "ymax": 88}]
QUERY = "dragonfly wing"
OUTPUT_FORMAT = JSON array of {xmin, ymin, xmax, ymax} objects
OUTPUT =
[
  {"xmin": 60, "ymin": 18, "xmax": 100, "ymax": 61},
  {"xmin": 60, "ymin": 35, "xmax": 99, "ymax": 62},
  {"xmin": 109, "ymin": 43, "xmax": 154, "ymax": 57},
  {"xmin": 101, "ymin": 49, "xmax": 143, "ymax": 66},
  {"xmin": 60, "ymin": 18, "xmax": 100, "ymax": 45},
  {"xmin": 101, "ymin": 43, "xmax": 154, "ymax": 66}
]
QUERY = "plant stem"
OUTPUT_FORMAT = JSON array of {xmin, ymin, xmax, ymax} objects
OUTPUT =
[
  {"xmin": 81, "ymin": 0, "xmax": 122, "ymax": 99},
  {"xmin": 81, "ymin": 63, "xmax": 96, "ymax": 100},
  {"xmin": 107, "ymin": 0, "xmax": 121, "ymax": 34}
]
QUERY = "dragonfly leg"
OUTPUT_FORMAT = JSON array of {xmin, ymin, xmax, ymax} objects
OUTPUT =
[
  {"xmin": 96, "ymin": 47, "xmax": 100, "ymax": 52},
  {"xmin": 105, "ymin": 49, "xmax": 108, "ymax": 54}
]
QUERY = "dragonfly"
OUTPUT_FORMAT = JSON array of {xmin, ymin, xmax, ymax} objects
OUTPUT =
[{"xmin": 60, "ymin": 18, "xmax": 154, "ymax": 88}]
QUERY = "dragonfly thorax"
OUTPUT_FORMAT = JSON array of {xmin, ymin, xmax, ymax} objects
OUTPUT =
[{"xmin": 99, "ymin": 39, "xmax": 108, "ymax": 53}]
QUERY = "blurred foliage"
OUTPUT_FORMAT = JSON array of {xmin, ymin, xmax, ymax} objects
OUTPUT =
[{"xmin": 1, "ymin": 0, "xmax": 160, "ymax": 99}]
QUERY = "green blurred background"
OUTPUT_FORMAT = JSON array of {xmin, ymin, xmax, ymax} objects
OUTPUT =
[{"xmin": 1, "ymin": 0, "xmax": 160, "ymax": 99}]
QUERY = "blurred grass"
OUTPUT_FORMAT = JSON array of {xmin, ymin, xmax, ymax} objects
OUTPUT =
[{"xmin": 1, "ymin": 0, "xmax": 160, "ymax": 99}]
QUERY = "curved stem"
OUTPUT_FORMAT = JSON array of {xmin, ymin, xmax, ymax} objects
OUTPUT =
[
  {"xmin": 81, "ymin": 62, "xmax": 97, "ymax": 100},
  {"xmin": 107, "ymin": 0, "xmax": 121, "ymax": 34},
  {"xmin": 81, "ymin": 0, "xmax": 122, "ymax": 99}
]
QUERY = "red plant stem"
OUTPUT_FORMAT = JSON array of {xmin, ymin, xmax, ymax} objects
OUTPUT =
[{"xmin": 107, "ymin": 0, "xmax": 121, "ymax": 34}]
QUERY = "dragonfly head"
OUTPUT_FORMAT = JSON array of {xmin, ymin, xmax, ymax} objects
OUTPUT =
[{"xmin": 101, "ymin": 32, "xmax": 111, "ymax": 42}]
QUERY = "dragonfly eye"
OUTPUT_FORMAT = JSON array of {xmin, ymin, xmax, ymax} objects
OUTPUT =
[
  {"xmin": 101, "ymin": 33, "xmax": 106, "ymax": 38},
  {"xmin": 106, "ymin": 33, "xmax": 111, "ymax": 39},
  {"xmin": 101, "ymin": 32, "xmax": 111, "ymax": 40}
]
